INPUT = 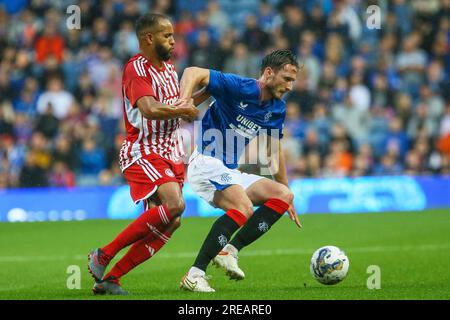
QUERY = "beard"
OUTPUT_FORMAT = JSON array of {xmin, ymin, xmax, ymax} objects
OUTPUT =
[
  {"xmin": 268, "ymin": 85, "xmax": 281, "ymax": 99},
  {"xmin": 155, "ymin": 42, "xmax": 172, "ymax": 61}
]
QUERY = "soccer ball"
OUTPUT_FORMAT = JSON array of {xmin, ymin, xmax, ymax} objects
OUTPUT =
[{"xmin": 310, "ymin": 246, "xmax": 349, "ymax": 285}]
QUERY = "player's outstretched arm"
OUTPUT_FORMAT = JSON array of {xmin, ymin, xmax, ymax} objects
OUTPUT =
[
  {"xmin": 179, "ymin": 67, "xmax": 210, "ymax": 102},
  {"xmin": 136, "ymin": 96, "xmax": 198, "ymax": 122},
  {"xmin": 269, "ymin": 139, "xmax": 302, "ymax": 229},
  {"xmin": 191, "ymin": 87, "xmax": 211, "ymax": 107}
]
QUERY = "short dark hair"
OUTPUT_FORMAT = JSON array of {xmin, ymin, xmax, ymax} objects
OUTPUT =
[
  {"xmin": 135, "ymin": 13, "xmax": 169, "ymax": 37},
  {"xmin": 260, "ymin": 49, "xmax": 299, "ymax": 74}
]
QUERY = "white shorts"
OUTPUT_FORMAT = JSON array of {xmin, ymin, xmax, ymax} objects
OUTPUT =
[{"xmin": 187, "ymin": 149, "xmax": 264, "ymax": 207}]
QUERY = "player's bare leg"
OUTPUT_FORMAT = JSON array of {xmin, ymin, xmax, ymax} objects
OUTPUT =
[
  {"xmin": 227, "ymin": 178, "xmax": 292, "ymax": 251},
  {"xmin": 245, "ymin": 178, "xmax": 293, "ymax": 207}
]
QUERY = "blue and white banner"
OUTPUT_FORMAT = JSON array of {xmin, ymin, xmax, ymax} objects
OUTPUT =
[{"xmin": 0, "ymin": 175, "xmax": 449, "ymax": 222}]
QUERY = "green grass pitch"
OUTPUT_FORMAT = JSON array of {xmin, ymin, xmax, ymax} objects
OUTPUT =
[{"xmin": 1, "ymin": 209, "xmax": 449, "ymax": 300}]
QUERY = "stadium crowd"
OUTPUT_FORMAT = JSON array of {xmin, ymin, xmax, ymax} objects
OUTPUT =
[{"xmin": 0, "ymin": 0, "xmax": 449, "ymax": 188}]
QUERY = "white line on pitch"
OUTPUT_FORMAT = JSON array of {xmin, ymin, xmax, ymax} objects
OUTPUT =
[{"xmin": 1, "ymin": 243, "xmax": 449, "ymax": 263}]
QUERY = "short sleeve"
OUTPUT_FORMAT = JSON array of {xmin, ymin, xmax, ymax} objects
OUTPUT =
[
  {"xmin": 124, "ymin": 63, "xmax": 156, "ymax": 107},
  {"xmin": 206, "ymin": 70, "xmax": 245, "ymax": 99}
]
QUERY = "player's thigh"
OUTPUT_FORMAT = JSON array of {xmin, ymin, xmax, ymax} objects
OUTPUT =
[
  {"xmin": 245, "ymin": 178, "xmax": 293, "ymax": 206},
  {"xmin": 212, "ymin": 184, "xmax": 254, "ymax": 218},
  {"xmin": 156, "ymin": 181, "xmax": 185, "ymax": 217}
]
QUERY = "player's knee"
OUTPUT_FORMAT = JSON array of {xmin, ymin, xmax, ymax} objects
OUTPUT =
[
  {"xmin": 235, "ymin": 202, "xmax": 254, "ymax": 218},
  {"xmin": 171, "ymin": 217, "xmax": 182, "ymax": 229},
  {"xmin": 166, "ymin": 198, "xmax": 185, "ymax": 217},
  {"xmin": 272, "ymin": 185, "xmax": 293, "ymax": 204}
]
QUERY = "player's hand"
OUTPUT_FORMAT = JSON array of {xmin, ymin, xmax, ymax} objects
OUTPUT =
[
  {"xmin": 173, "ymin": 98, "xmax": 188, "ymax": 107},
  {"xmin": 288, "ymin": 203, "xmax": 302, "ymax": 229},
  {"xmin": 177, "ymin": 99, "xmax": 199, "ymax": 122}
]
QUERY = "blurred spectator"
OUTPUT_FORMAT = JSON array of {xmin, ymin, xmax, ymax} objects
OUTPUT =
[
  {"xmin": 257, "ymin": 0, "xmax": 279, "ymax": 33},
  {"xmin": 34, "ymin": 22, "xmax": 64, "ymax": 64},
  {"xmin": 207, "ymin": 1, "xmax": 230, "ymax": 37},
  {"xmin": 440, "ymin": 103, "xmax": 450, "ymax": 137},
  {"xmin": 187, "ymin": 10, "xmax": 220, "ymax": 46},
  {"xmin": 34, "ymin": 103, "xmax": 59, "ymax": 139},
  {"xmin": 13, "ymin": 77, "xmax": 40, "ymax": 115},
  {"xmin": 383, "ymin": 117, "xmax": 409, "ymax": 160},
  {"xmin": 371, "ymin": 73, "xmax": 394, "ymax": 109},
  {"xmin": 175, "ymin": 11, "xmax": 196, "ymax": 36},
  {"xmin": 407, "ymin": 103, "xmax": 438, "ymax": 139},
  {"xmin": 0, "ymin": 0, "xmax": 449, "ymax": 189},
  {"xmin": 152, "ymin": 0, "xmax": 176, "ymax": 16},
  {"xmin": 352, "ymin": 143, "xmax": 374, "ymax": 177},
  {"xmin": 333, "ymin": 0, "xmax": 362, "ymax": 44},
  {"xmin": 98, "ymin": 168, "xmax": 123, "ymax": 186},
  {"xmin": 79, "ymin": 138, "xmax": 106, "ymax": 176},
  {"xmin": 310, "ymin": 102, "xmax": 332, "ymax": 146},
  {"xmin": 19, "ymin": 153, "xmax": 48, "ymax": 187},
  {"xmin": 418, "ymin": 84, "xmax": 444, "ymax": 123},
  {"xmin": 113, "ymin": 20, "xmax": 139, "ymax": 61},
  {"xmin": 0, "ymin": 101, "xmax": 14, "ymax": 137},
  {"xmin": 368, "ymin": 106, "xmax": 390, "ymax": 158},
  {"xmin": 188, "ymin": 30, "xmax": 221, "ymax": 69},
  {"xmin": 52, "ymin": 135, "xmax": 78, "ymax": 171},
  {"xmin": 241, "ymin": 14, "xmax": 270, "ymax": 52},
  {"xmin": 349, "ymin": 72, "xmax": 371, "ymax": 112},
  {"xmin": 13, "ymin": 112, "xmax": 33, "ymax": 145},
  {"xmin": 287, "ymin": 76, "xmax": 316, "ymax": 117},
  {"xmin": 88, "ymin": 46, "xmax": 121, "ymax": 88},
  {"xmin": 329, "ymin": 140, "xmax": 353, "ymax": 176},
  {"xmin": 297, "ymin": 32, "xmax": 321, "ymax": 91},
  {"xmin": 394, "ymin": 92, "xmax": 413, "ymax": 129},
  {"xmin": 223, "ymin": 43, "xmax": 259, "ymax": 78},
  {"xmin": 302, "ymin": 128, "xmax": 326, "ymax": 157},
  {"xmin": 110, "ymin": 0, "xmax": 140, "ymax": 34},
  {"xmin": 374, "ymin": 153, "xmax": 403, "ymax": 176},
  {"xmin": 36, "ymin": 77, "xmax": 74, "ymax": 119},
  {"xmin": 28, "ymin": 131, "xmax": 51, "ymax": 171},
  {"xmin": 48, "ymin": 161, "xmax": 75, "ymax": 187},
  {"xmin": 284, "ymin": 101, "xmax": 309, "ymax": 140},
  {"xmin": 395, "ymin": 35, "xmax": 427, "ymax": 97},
  {"xmin": 332, "ymin": 94, "xmax": 369, "ymax": 144},
  {"xmin": 281, "ymin": 4, "xmax": 306, "ymax": 51}
]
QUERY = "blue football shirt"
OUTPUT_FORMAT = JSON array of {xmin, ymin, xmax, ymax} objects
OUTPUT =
[{"xmin": 197, "ymin": 70, "xmax": 286, "ymax": 169}]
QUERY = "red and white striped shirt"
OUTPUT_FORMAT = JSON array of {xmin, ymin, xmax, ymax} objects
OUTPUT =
[{"xmin": 119, "ymin": 54, "xmax": 185, "ymax": 171}]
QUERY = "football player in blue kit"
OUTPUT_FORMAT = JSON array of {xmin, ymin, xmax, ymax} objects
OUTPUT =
[{"xmin": 179, "ymin": 50, "xmax": 302, "ymax": 292}]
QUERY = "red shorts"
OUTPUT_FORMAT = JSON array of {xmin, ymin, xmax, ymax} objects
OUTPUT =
[{"xmin": 123, "ymin": 153, "xmax": 185, "ymax": 204}]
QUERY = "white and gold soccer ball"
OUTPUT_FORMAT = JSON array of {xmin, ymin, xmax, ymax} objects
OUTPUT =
[{"xmin": 310, "ymin": 246, "xmax": 349, "ymax": 285}]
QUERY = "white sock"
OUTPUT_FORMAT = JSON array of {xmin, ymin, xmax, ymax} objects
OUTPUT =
[{"xmin": 188, "ymin": 266, "xmax": 205, "ymax": 277}]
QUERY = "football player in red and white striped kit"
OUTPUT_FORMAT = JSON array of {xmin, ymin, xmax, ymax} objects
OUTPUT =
[{"xmin": 88, "ymin": 13, "xmax": 199, "ymax": 295}]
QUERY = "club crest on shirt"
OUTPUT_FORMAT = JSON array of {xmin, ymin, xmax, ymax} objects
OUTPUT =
[
  {"xmin": 165, "ymin": 169, "xmax": 175, "ymax": 177},
  {"xmin": 264, "ymin": 111, "xmax": 272, "ymax": 123},
  {"xmin": 220, "ymin": 173, "xmax": 232, "ymax": 183}
]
